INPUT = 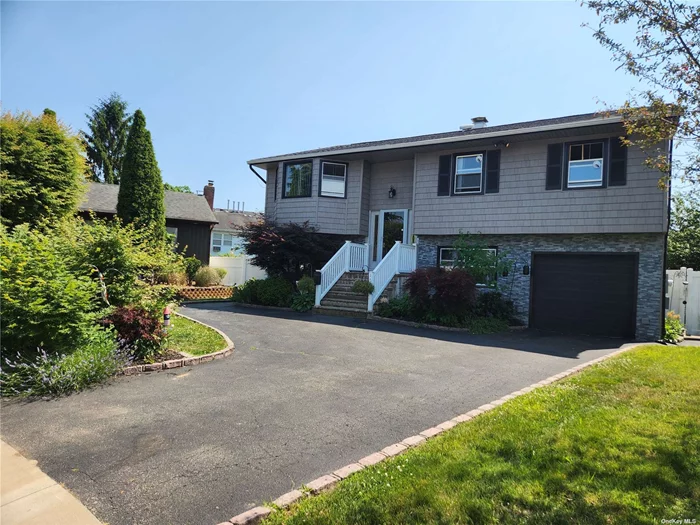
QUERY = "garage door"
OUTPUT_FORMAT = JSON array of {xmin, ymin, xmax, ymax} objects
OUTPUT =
[{"xmin": 531, "ymin": 253, "xmax": 638, "ymax": 338}]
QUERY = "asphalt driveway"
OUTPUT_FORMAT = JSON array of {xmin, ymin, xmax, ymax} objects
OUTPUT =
[{"xmin": 1, "ymin": 303, "xmax": 629, "ymax": 525}]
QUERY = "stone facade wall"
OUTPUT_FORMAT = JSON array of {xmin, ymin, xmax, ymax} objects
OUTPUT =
[{"xmin": 416, "ymin": 233, "xmax": 665, "ymax": 340}]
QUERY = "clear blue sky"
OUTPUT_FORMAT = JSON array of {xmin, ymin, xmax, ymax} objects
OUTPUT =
[{"xmin": 2, "ymin": 1, "xmax": 642, "ymax": 212}]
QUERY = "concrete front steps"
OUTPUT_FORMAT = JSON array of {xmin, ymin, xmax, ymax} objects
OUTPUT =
[{"xmin": 314, "ymin": 272, "xmax": 402, "ymax": 318}]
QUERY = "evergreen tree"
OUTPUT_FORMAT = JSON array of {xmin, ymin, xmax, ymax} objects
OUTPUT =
[
  {"xmin": 0, "ymin": 109, "xmax": 86, "ymax": 228},
  {"xmin": 117, "ymin": 110, "xmax": 166, "ymax": 239},
  {"xmin": 81, "ymin": 93, "xmax": 132, "ymax": 184}
]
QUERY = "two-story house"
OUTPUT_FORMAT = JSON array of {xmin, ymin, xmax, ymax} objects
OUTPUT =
[{"xmin": 248, "ymin": 112, "xmax": 671, "ymax": 340}]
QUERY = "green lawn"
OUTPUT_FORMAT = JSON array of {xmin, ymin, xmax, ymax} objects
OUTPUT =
[
  {"xmin": 167, "ymin": 314, "xmax": 227, "ymax": 356},
  {"xmin": 265, "ymin": 344, "xmax": 699, "ymax": 525}
]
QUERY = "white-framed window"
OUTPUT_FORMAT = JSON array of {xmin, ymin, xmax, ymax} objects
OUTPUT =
[
  {"xmin": 212, "ymin": 232, "xmax": 223, "ymax": 253},
  {"xmin": 166, "ymin": 226, "xmax": 178, "ymax": 240},
  {"xmin": 320, "ymin": 161, "xmax": 347, "ymax": 198},
  {"xmin": 438, "ymin": 246, "xmax": 498, "ymax": 287},
  {"xmin": 568, "ymin": 142, "xmax": 604, "ymax": 188},
  {"xmin": 454, "ymin": 154, "xmax": 483, "ymax": 194}
]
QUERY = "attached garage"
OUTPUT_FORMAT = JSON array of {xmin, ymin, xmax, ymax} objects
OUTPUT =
[{"xmin": 530, "ymin": 253, "xmax": 638, "ymax": 338}]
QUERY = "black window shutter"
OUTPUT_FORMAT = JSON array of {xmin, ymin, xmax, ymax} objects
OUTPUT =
[
  {"xmin": 609, "ymin": 137, "xmax": 627, "ymax": 186},
  {"xmin": 437, "ymin": 155, "xmax": 452, "ymax": 196},
  {"xmin": 485, "ymin": 150, "xmax": 501, "ymax": 193},
  {"xmin": 546, "ymin": 143, "xmax": 564, "ymax": 190},
  {"xmin": 274, "ymin": 165, "xmax": 278, "ymax": 200}
]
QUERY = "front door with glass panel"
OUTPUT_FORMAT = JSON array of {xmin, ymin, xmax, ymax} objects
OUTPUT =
[{"xmin": 369, "ymin": 209, "xmax": 409, "ymax": 269}]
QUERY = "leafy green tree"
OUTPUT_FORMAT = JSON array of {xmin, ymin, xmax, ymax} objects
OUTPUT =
[
  {"xmin": 163, "ymin": 182, "xmax": 193, "ymax": 193},
  {"xmin": 584, "ymin": 0, "xmax": 699, "ymax": 190},
  {"xmin": 117, "ymin": 109, "xmax": 166, "ymax": 239},
  {"xmin": 451, "ymin": 232, "xmax": 513, "ymax": 288},
  {"xmin": 667, "ymin": 193, "xmax": 700, "ymax": 269},
  {"xmin": 81, "ymin": 93, "xmax": 132, "ymax": 184},
  {"xmin": 0, "ymin": 109, "xmax": 86, "ymax": 229}
]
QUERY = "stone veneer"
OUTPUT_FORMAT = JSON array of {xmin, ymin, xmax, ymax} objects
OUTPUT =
[{"xmin": 416, "ymin": 233, "xmax": 665, "ymax": 341}]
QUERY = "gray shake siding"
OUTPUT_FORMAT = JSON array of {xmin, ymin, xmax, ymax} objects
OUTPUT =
[
  {"xmin": 413, "ymin": 133, "xmax": 668, "ymax": 235},
  {"xmin": 416, "ymin": 233, "xmax": 664, "ymax": 340},
  {"xmin": 264, "ymin": 159, "xmax": 363, "ymax": 235},
  {"xmin": 369, "ymin": 159, "xmax": 414, "ymax": 212}
]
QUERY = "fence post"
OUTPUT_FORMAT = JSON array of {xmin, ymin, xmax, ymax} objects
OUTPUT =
[{"xmin": 344, "ymin": 240, "xmax": 351, "ymax": 272}]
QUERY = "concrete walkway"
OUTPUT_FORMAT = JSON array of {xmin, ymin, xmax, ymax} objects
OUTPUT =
[{"xmin": 1, "ymin": 440, "xmax": 101, "ymax": 525}]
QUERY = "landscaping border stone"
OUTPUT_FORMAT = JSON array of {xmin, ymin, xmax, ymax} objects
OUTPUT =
[
  {"xmin": 367, "ymin": 314, "xmax": 525, "ymax": 333},
  {"xmin": 121, "ymin": 313, "xmax": 234, "ymax": 376},
  {"xmin": 230, "ymin": 302, "xmax": 296, "ymax": 313},
  {"xmin": 219, "ymin": 342, "xmax": 646, "ymax": 525}
]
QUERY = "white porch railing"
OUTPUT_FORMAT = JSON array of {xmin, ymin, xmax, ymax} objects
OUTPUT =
[
  {"xmin": 315, "ymin": 241, "xmax": 368, "ymax": 306},
  {"xmin": 368, "ymin": 241, "xmax": 416, "ymax": 311}
]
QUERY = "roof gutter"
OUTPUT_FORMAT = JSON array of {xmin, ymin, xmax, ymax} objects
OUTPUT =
[
  {"xmin": 247, "ymin": 116, "xmax": 625, "ymax": 166},
  {"xmin": 249, "ymin": 164, "xmax": 266, "ymax": 184}
]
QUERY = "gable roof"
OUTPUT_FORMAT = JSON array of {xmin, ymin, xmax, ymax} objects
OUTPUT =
[
  {"xmin": 79, "ymin": 183, "xmax": 218, "ymax": 224},
  {"xmin": 212, "ymin": 210, "xmax": 262, "ymax": 233},
  {"xmin": 248, "ymin": 111, "xmax": 624, "ymax": 165}
]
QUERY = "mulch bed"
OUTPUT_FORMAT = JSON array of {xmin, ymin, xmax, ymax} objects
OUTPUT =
[{"xmin": 130, "ymin": 349, "xmax": 185, "ymax": 366}]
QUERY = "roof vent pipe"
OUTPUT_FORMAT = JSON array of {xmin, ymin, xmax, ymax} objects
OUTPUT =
[{"xmin": 471, "ymin": 116, "xmax": 488, "ymax": 129}]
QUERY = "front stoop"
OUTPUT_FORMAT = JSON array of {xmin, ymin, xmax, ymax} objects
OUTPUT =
[{"xmin": 316, "ymin": 271, "xmax": 369, "ymax": 318}]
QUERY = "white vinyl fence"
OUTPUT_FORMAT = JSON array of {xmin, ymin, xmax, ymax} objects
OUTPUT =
[
  {"xmin": 210, "ymin": 256, "xmax": 267, "ymax": 287},
  {"xmin": 666, "ymin": 268, "xmax": 700, "ymax": 336}
]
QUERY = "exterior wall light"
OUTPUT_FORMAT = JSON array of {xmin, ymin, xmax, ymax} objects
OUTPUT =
[
  {"xmin": 522, "ymin": 264, "xmax": 530, "ymax": 275},
  {"xmin": 388, "ymin": 186, "xmax": 396, "ymax": 199}
]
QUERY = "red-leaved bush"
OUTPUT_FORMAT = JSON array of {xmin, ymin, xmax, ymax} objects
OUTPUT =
[
  {"xmin": 103, "ymin": 306, "xmax": 166, "ymax": 359},
  {"xmin": 405, "ymin": 267, "xmax": 476, "ymax": 315}
]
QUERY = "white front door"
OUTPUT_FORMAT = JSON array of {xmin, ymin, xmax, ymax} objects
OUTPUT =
[{"xmin": 368, "ymin": 209, "xmax": 409, "ymax": 269}]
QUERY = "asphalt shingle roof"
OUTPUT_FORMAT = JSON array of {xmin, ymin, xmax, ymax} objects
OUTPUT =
[
  {"xmin": 249, "ymin": 111, "xmax": 620, "ymax": 164},
  {"xmin": 212, "ymin": 210, "xmax": 262, "ymax": 233},
  {"xmin": 79, "ymin": 183, "xmax": 218, "ymax": 224}
]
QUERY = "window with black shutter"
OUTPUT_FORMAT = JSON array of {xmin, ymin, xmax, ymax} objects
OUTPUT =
[
  {"xmin": 485, "ymin": 150, "xmax": 500, "ymax": 193},
  {"xmin": 437, "ymin": 155, "xmax": 452, "ymax": 196},
  {"xmin": 609, "ymin": 137, "xmax": 627, "ymax": 186},
  {"xmin": 546, "ymin": 143, "xmax": 564, "ymax": 190}
]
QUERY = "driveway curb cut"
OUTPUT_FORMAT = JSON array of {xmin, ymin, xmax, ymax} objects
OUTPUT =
[
  {"xmin": 219, "ymin": 342, "xmax": 646, "ymax": 524},
  {"xmin": 121, "ymin": 313, "xmax": 235, "ymax": 376}
]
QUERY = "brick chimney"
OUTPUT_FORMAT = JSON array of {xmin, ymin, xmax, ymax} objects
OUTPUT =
[{"xmin": 203, "ymin": 180, "xmax": 215, "ymax": 210}]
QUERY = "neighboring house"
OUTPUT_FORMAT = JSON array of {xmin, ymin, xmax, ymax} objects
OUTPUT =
[
  {"xmin": 211, "ymin": 209, "xmax": 262, "ymax": 256},
  {"xmin": 248, "ymin": 111, "xmax": 673, "ymax": 340},
  {"xmin": 78, "ymin": 182, "xmax": 218, "ymax": 265}
]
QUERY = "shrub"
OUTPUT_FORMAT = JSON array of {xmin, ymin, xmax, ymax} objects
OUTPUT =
[
  {"xmin": 663, "ymin": 311, "xmax": 685, "ymax": 343},
  {"xmin": 291, "ymin": 293, "xmax": 315, "ymax": 312},
  {"xmin": 103, "ymin": 306, "xmax": 166, "ymax": 360},
  {"xmin": 57, "ymin": 216, "xmax": 183, "ymax": 307},
  {"xmin": 467, "ymin": 317, "xmax": 510, "ymax": 335},
  {"xmin": 351, "ymin": 280, "xmax": 375, "ymax": 295},
  {"xmin": 1, "ymin": 109, "xmax": 86, "ymax": 229},
  {"xmin": 237, "ymin": 218, "xmax": 344, "ymax": 282},
  {"xmin": 232, "ymin": 279, "xmax": 261, "ymax": 304},
  {"xmin": 231, "ymin": 277, "xmax": 294, "ymax": 307},
  {"xmin": 476, "ymin": 292, "xmax": 516, "ymax": 320},
  {"xmin": 215, "ymin": 268, "xmax": 227, "ymax": 280},
  {"xmin": 450, "ymin": 232, "xmax": 513, "ymax": 288},
  {"xmin": 375, "ymin": 295, "xmax": 418, "ymax": 320},
  {"xmin": 0, "ymin": 329, "xmax": 126, "ymax": 397},
  {"xmin": 163, "ymin": 272, "xmax": 187, "ymax": 286},
  {"xmin": 183, "ymin": 256, "xmax": 202, "ymax": 284},
  {"xmin": 0, "ymin": 224, "xmax": 104, "ymax": 356},
  {"xmin": 194, "ymin": 266, "xmax": 222, "ymax": 287},
  {"xmin": 256, "ymin": 277, "xmax": 294, "ymax": 307},
  {"xmin": 297, "ymin": 275, "xmax": 316, "ymax": 295},
  {"xmin": 405, "ymin": 267, "xmax": 476, "ymax": 316}
]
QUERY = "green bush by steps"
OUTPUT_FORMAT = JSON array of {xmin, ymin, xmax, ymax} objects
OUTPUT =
[{"xmin": 232, "ymin": 277, "xmax": 294, "ymax": 307}]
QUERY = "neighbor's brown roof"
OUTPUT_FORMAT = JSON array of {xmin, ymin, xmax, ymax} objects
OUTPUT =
[
  {"xmin": 78, "ymin": 183, "xmax": 218, "ymax": 224},
  {"xmin": 212, "ymin": 210, "xmax": 262, "ymax": 233}
]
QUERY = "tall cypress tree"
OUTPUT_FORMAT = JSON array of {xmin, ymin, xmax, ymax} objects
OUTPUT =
[
  {"xmin": 117, "ymin": 109, "xmax": 166, "ymax": 239},
  {"xmin": 81, "ymin": 93, "xmax": 132, "ymax": 184}
]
